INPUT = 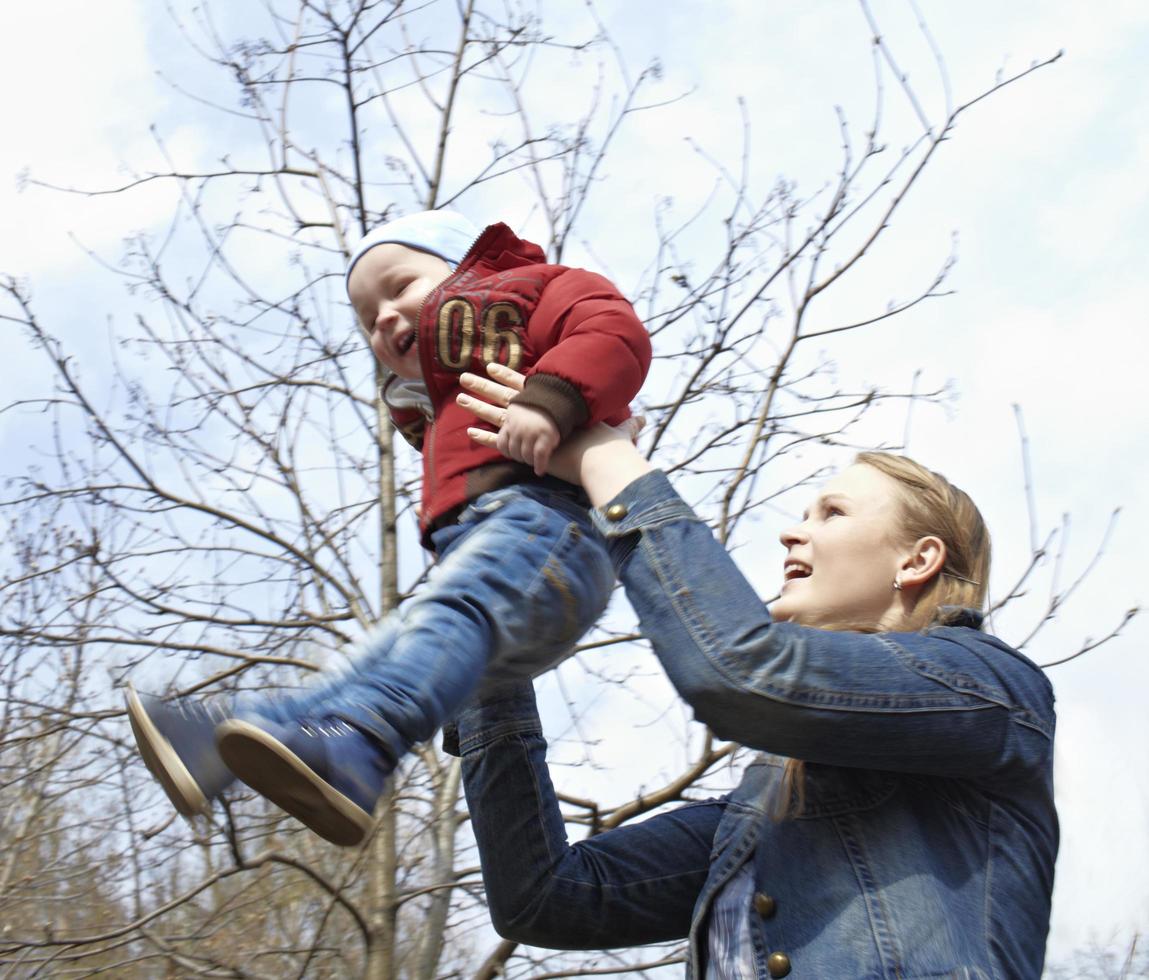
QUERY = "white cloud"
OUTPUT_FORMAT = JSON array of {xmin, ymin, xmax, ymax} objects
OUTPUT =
[
  {"xmin": 1048, "ymin": 697, "xmax": 1149, "ymax": 959},
  {"xmin": 0, "ymin": 0, "xmax": 176, "ymax": 277}
]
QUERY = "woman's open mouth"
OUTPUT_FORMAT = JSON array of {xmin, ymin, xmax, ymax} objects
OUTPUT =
[{"xmin": 783, "ymin": 561, "xmax": 812, "ymax": 582}]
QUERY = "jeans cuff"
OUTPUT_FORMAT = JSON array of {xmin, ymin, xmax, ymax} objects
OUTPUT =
[{"xmin": 448, "ymin": 681, "xmax": 543, "ymax": 757}]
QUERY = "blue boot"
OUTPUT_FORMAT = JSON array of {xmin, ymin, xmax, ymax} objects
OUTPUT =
[
  {"xmin": 125, "ymin": 684, "xmax": 235, "ymax": 817},
  {"xmin": 215, "ymin": 715, "xmax": 392, "ymax": 847}
]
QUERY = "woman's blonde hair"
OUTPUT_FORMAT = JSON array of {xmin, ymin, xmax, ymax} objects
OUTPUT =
[
  {"xmin": 855, "ymin": 450, "xmax": 991, "ymax": 631},
  {"xmin": 778, "ymin": 451, "xmax": 992, "ymax": 815}
]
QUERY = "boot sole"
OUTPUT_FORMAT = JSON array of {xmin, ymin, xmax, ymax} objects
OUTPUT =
[
  {"xmin": 125, "ymin": 684, "xmax": 209, "ymax": 817},
  {"xmin": 215, "ymin": 720, "xmax": 373, "ymax": 847}
]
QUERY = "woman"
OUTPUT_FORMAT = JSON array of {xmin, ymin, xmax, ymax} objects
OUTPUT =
[{"xmin": 449, "ymin": 363, "xmax": 1057, "ymax": 979}]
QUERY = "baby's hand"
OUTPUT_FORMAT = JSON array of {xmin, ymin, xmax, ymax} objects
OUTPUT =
[{"xmin": 497, "ymin": 403, "xmax": 560, "ymax": 477}]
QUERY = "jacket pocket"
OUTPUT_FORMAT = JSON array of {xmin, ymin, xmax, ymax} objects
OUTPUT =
[{"xmin": 793, "ymin": 763, "xmax": 900, "ymax": 819}]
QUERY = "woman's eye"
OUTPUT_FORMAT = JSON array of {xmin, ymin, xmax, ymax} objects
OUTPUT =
[{"xmin": 826, "ymin": 507, "xmax": 844, "ymax": 518}]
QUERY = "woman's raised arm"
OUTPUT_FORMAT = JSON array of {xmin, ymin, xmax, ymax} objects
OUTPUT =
[
  {"xmin": 456, "ymin": 365, "xmax": 1055, "ymax": 783},
  {"xmin": 449, "ymin": 680, "xmax": 720, "ymax": 948}
]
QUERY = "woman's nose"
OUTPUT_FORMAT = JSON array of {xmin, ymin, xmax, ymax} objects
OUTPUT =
[{"xmin": 779, "ymin": 522, "xmax": 807, "ymax": 548}]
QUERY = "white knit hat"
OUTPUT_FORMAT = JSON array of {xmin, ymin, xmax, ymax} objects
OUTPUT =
[{"xmin": 345, "ymin": 210, "xmax": 481, "ymax": 295}]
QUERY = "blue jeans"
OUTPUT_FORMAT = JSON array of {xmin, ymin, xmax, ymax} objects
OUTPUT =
[{"xmin": 266, "ymin": 482, "xmax": 614, "ymax": 766}]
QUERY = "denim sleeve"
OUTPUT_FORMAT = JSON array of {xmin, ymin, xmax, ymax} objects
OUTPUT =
[
  {"xmin": 454, "ymin": 682, "xmax": 720, "ymax": 949},
  {"xmin": 591, "ymin": 471, "xmax": 1056, "ymax": 783}
]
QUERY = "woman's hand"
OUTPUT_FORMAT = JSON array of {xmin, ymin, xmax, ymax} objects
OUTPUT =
[
  {"xmin": 456, "ymin": 362, "xmax": 527, "ymax": 446},
  {"xmin": 457, "ymin": 364, "xmax": 580, "ymax": 483},
  {"xmin": 458, "ymin": 363, "xmax": 653, "ymax": 505}
]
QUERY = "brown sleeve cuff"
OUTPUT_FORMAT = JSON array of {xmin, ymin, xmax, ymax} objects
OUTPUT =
[{"xmin": 511, "ymin": 372, "xmax": 590, "ymax": 439}]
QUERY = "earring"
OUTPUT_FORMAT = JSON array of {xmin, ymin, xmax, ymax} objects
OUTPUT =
[{"xmin": 893, "ymin": 578, "xmax": 903, "ymax": 592}]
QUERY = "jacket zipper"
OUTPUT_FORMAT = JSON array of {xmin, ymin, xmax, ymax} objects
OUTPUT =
[{"xmin": 416, "ymin": 227, "xmax": 488, "ymax": 507}]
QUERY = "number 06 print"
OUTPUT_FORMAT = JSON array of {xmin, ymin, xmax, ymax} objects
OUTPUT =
[{"xmin": 436, "ymin": 298, "xmax": 524, "ymax": 372}]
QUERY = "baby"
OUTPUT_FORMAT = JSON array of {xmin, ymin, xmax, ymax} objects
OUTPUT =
[{"xmin": 127, "ymin": 211, "xmax": 651, "ymax": 845}]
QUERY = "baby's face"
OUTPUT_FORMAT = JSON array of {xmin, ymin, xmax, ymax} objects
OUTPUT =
[{"xmin": 347, "ymin": 243, "xmax": 451, "ymax": 378}]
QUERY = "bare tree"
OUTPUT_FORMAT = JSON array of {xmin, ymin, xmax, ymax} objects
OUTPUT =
[
  {"xmin": 0, "ymin": 1, "xmax": 1132, "ymax": 977},
  {"xmin": 1046, "ymin": 935, "xmax": 1148, "ymax": 980}
]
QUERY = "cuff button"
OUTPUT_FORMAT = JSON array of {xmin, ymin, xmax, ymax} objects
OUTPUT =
[{"xmin": 604, "ymin": 503, "xmax": 629, "ymax": 522}]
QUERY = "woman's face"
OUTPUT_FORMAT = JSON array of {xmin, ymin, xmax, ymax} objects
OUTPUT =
[{"xmin": 769, "ymin": 463, "xmax": 912, "ymax": 629}]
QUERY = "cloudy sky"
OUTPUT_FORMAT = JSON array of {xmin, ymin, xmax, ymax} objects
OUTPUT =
[{"xmin": 2, "ymin": 0, "xmax": 1146, "ymax": 967}]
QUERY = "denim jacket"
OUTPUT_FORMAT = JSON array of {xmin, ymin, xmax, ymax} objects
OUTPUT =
[{"xmin": 453, "ymin": 471, "xmax": 1058, "ymax": 979}]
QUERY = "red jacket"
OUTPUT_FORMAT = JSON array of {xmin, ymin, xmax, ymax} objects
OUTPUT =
[{"xmin": 385, "ymin": 223, "xmax": 651, "ymax": 546}]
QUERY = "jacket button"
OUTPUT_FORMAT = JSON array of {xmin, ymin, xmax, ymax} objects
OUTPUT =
[
  {"xmin": 766, "ymin": 952, "xmax": 791, "ymax": 977},
  {"xmin": 604, "ymin": 503, "xmax": 628, "ymax": 522},
  {"xmin": 752, "ymin": 892, "xmax": 777, "ymax": 918}
]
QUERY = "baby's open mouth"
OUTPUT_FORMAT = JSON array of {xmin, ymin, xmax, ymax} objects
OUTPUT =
[{"xmin": 396, "ymin": 330, "xmax": 416, "ymax": 355}]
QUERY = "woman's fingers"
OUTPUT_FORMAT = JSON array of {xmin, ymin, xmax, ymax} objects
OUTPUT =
[
  {"xmin": 457, "ymin": 392, "xmax": 508, "ymax": 427},
  {"xmin": 460, "ymin": 364, "xmax": 534, "ymax": 455},
  {"xmin": 459, "ymin": 372, "xmax": 512, "ymax": 404},
  {"xmin": 466, "ymin": 426, "xmax": 499, "ymax": 448},
  {"xmin": 459, "ymin": 363, "xmax": 525, "ymax": 405},
  {"xmin": 484, "ymin": 362, "xmax": 527, "ymax": 389},
  {"xmin": 458, "ymin": 376, "xmax": 511, "ymax": 411},
  {"xmin": 458, "ymin": 364, "xmax": 529, "ymax": 434}
]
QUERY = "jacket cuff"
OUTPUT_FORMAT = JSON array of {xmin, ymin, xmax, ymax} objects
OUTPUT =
[
  {"xmin": 590, "ymin": 470, "xmax": 699, "ymax": 537},
  {"xmin": 587, "ymin": 470, "xmax": 699, "ymax": 567},
  {"xmin": 443, "ymin": 681, "xmax": 542, "ymax": 758},
  {"xmin": 511, "ymin": 373, "xmax": 590, "ymax": 439}
]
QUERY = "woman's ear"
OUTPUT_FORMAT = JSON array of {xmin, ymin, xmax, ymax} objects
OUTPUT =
[{"xmin": 899, "ymin": 535, "xmax": 947, "ymax": 590}]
